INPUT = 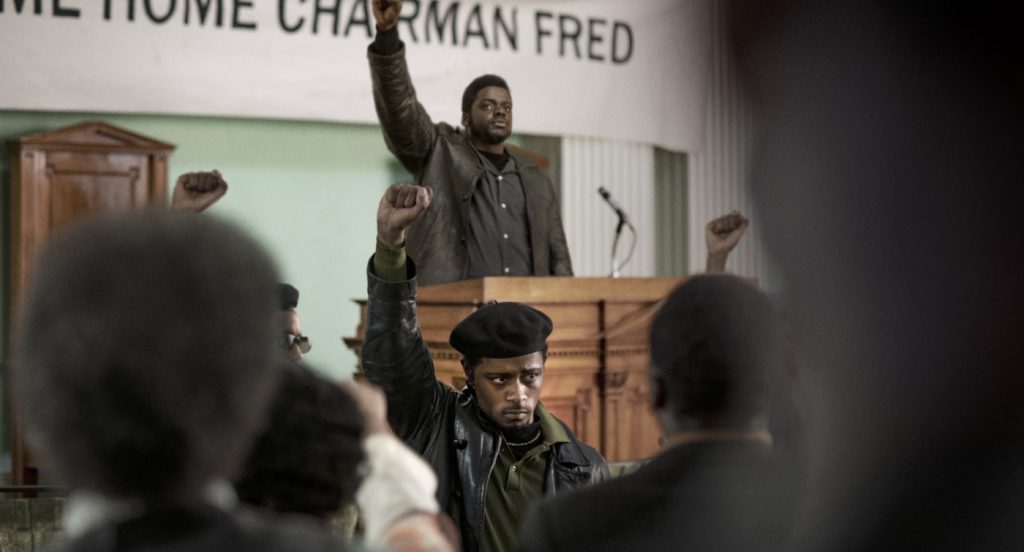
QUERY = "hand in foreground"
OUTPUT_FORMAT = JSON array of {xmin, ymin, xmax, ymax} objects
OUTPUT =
[
  {"xmin": 171, "ymin": 170, "xmax": 228, "ymax": 213},
  {"xmin": 372, "ymin": 0, "xmax": 402, "ymax": 31},
  {"xmin": 705, "ymin": 210, "xmax": 749, "ymax": 272},
  {"xmin": 377, "ymin": 183, "xmax": 432, "ymax": 249},
  {"xmin": 340, "ymin": 379, "xmax": 394, "ymax": 437}
]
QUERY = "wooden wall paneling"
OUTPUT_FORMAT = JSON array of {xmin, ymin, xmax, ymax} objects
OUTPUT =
[
  {"xmin": 602, "ymin": 299, "xmax": 664, "ymax": 461},
  {"xmin": 542, "ymin": 346, "xmax": 602, "ymax": 449}
]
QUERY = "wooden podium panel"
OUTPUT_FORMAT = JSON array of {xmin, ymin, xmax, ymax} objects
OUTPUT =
[{"xmin": 345, "ymin": 276, "xmax": 685, "ymax": 462}]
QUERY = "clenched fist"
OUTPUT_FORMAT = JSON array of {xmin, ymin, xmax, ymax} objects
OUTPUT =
[
  {"xmin": 372, "ymin": 0, "xmax": 402, "ymax": 32},
  {"xmin": 171, "ymin": 170, "xmax": 228, "ymax": 213},
  {"xmin": 705, "ymin": 210, "xmax": 749, "ymax": 272},
  {"xmin": 377, "ymin": 183, "xmax": 432, "ymax": 249}
]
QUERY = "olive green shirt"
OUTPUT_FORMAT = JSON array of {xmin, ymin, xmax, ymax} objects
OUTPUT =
[{"xmin": 483, "ymin": 403, "xmax": 569, "ymax": 552}]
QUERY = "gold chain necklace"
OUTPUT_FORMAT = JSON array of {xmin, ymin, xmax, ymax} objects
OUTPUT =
[{"xmin": 505, "ymin": 430, "xmax": 541, "ymax": 447}]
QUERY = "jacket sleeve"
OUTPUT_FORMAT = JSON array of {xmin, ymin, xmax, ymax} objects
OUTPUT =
[
  {"xmin": 361, "ymin": 257, "xmax": 447, "ymax": 450},
  {"xmin": 547, "ymin": 192, "xmax": 574, "ymax": 276},
  {"xmin": 368, "ymin": 43, "xmax": 438, "ymax": 175}
]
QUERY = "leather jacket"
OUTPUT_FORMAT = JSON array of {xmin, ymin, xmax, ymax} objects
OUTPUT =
[
  {"xmin": 368, "ymin": 45, "xmax": 574, "ymax": 287},
  {"xmin": 361, "ymin": 259, "xmax": 608, "ymax": 552}
]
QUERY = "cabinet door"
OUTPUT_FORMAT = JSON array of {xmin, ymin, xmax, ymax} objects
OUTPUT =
[{"xmin": 45, "ymin": 152, "xmax": 153, "ymax": 230}]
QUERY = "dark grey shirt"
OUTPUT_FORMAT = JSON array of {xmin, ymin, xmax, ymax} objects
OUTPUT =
[{"xmin": 466, "ymin": 152, "xmax": 533, "ymax": 279}]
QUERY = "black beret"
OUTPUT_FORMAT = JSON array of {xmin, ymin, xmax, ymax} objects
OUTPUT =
[
  {"xmin": 449, "ymin": 302, "xmax": 552, "ymax": 359},
  {"xmin": 278, "ymin": 283, "xmax": 299, "ymax": 310}
]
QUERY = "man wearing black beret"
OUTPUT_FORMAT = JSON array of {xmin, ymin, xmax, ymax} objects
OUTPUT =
[{"xmin": 361, "ymin": 184, "xmax": 608, "ymax": 552}]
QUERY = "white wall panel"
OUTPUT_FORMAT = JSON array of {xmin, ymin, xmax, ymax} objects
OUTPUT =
[
  {"xmin": 557, "ymin": 2, "xmax": 776, "ymax": 286},
  {"xmin": 561, "ymin": 137, "xmax": 656, "ymax": 277},
  {"xmin": 687, "ymin": 0, "xmax": 774, "ymax": 287}
]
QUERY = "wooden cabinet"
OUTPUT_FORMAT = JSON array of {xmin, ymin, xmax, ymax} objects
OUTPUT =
[
  {"xmin": 345, "ymin": 275, "xmax": 685, "ymax": 462},
  {"xmin": 5, "ymin": 121, "xmax": 174, "ymax": 485}
]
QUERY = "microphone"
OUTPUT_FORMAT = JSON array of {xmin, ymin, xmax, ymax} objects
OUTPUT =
[{"xmin": 598, "ymin": 187, "xmax": 629, "ymax": 223}]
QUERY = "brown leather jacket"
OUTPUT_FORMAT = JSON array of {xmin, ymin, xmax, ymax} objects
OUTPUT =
[{"xmin": 368, "ymin": 45, "xmax": 574, "ymax": 287}]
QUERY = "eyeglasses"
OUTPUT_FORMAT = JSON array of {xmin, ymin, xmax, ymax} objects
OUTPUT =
[{"xmin": 281, "ymin": 333, "xmax": 312, "ymax": 354}]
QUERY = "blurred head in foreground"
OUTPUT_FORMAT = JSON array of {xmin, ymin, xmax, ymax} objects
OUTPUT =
[
  {"xmin": 14, "ymin": 210, "xmax": 282, "ymax": 503},
  {"xmin": 235, "ymin": 363, "xmax": 365, "ymax": 520},
  {"xmin": 727, "ymin": 1, "xmax": 1024, "ymax": 548},
  {"xmin": 650, "ymin": 275, "xmax": 783, "ymax": 437}
]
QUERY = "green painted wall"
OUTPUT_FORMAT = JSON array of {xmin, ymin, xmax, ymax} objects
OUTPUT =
[
  {"xmin": 0, "ymin": 111, "xmax": 403, "ymax": 387},
  {"xmin": 0, "ymin": 111, "xmax": 557, "ymax": 479}
]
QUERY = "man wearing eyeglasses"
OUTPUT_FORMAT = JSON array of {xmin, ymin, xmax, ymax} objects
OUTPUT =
[
  {"xmin": 169, "ymin": 172, "xmax": 313, "ymax": 362},
  {"xmin": 278, "ymin": 283, "xmax": 312, "ymax": 361}
]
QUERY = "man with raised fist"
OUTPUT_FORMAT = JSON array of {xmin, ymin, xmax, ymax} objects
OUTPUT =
[
  {"xmin": 362, "ymin": 183, "xmax": 607, "ymax": 552},
  {"xmin": 367, "ymin": 0, "xmax": 573, "ymax": 287}
]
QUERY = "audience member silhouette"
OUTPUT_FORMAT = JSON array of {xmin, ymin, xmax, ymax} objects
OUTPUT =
[
  {"xmin": 235, "ymin": 363, "xmax": 364, "ymax": 523},
  {"xmin": 13, "ymin": 210, "xmax": 344, "ymax": 551},
  {"xmin": 518, "ymin": 275, "xmax": 797, "ymax": 551}
]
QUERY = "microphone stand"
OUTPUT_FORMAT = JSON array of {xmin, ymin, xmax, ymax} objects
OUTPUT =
[
  {"xmin": 610, "ymin": 215, "xmax": 636, "ymax": 278},
  {"xmin": 598, "ymin": 186, "xmax": 638, "ymax": 278}
]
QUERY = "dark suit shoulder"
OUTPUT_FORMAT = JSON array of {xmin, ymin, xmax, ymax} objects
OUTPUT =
[{"xmin": 518, "ymin": 441, "xmax": 800, "ymax": 552}]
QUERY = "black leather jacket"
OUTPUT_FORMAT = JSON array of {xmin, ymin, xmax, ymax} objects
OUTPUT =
[
  {"xmin": 368, "ymin": 44, "xmax": 574, "ymax": 287},
  {"xmin": 361, "ymin": 259, "xmax": 608, "ymax": 552}
]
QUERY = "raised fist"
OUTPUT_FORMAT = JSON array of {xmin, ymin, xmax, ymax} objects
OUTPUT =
[
  {"xmin": 372, "ymin": 0, "xmax": 402, "ymax": 32},
  {"xmin": 171, "ymin": 170, "xmax": 228, "ymax": 213},
  {"xmin": 377, "ymin": 183, "xmax": 432, "ymax": 249},
  {"xmin": 705, "ymin": 210, "xmax": 749, "ymax": 272}
]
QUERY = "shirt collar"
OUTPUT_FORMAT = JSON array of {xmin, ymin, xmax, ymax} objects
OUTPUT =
[
  {"xmin": 474, "ymin": 146, "xmax": 515, "ymax": 173},
  {"xmin": 536, "ymin": 402, "xmax": 571, "ymax": 445}
]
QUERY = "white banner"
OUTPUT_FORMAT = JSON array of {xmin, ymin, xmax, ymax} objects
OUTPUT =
[{"xmin": 0, "ymin": 0, "xmax": 709, "ymax": 152}]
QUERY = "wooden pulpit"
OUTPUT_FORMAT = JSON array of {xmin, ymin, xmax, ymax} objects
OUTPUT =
[{"xmin": 344, "ymin": 276, "xmax": 685, "ymax": 462}]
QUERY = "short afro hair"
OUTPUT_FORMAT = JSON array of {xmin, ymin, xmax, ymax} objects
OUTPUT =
[
  {"xmin": 462, "ymin": 74, "xmax": 511, "ymax": 114},
  {"xmin": 236, "ymin": 364, "xmax": 365, "ymax": 519},
  {"xmin": 14, "ymin": 210, "xmax": 282, "ymax": 500},
  {"xmin": 650, "ymin": 275, "xmax": 784, "ymax": 429}
]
